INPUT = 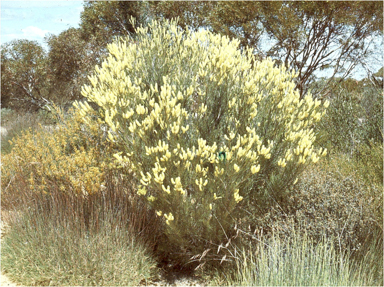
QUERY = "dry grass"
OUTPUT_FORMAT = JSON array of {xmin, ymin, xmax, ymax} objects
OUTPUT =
[{"xmin": 1, "ymin": 170, "xmax": 164, "ymax": 286}]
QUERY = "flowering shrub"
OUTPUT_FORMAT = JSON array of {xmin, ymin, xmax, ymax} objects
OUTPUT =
[
  {"xmin": 77, "ymin": 19, "xmax": 328, "ymax": 254},
  {"xmin": 1, "ymin": 107, "xmax": 114, "ymax": 205}
]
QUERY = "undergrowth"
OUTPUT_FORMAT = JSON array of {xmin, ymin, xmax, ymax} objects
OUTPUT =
[
  {"xmin": 1, "ymin": 208, "xmax": 157, "ymax": 286},
  {"xmin": 1, "ymin": 108, "xmax": 54, "ymax": 154},
  {"xmin": 212, "ymin": 229, "xmax": 382, "ymax": 286},
  {"xmin": 1, "ymin": 171, "xmax": 163, "ymax": 286}
]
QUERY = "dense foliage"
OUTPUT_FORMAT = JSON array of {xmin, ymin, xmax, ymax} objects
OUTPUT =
[
  {"xmin": 1, "ymin": 107, "xmax": 113, "ymax": 206},
  {"xmin": 316, "ymin": 78, "xmax": 383, "ymax": 154},
  {"xmin": 78, "ymin": 19, "xmax": 328, "ymax": 257},
  {"xmin": 1, "ymin": 40, "xmax": 49, "ymax": 110}
]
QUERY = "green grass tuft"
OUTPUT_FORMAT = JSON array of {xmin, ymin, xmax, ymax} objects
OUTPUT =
[
  {"xmin": 1, "ymin": 209, "xmax": 158, "ymax": 286},
  {"xmin": 215, "ymin": 230, "xmax": 382, "ymax": 286}
]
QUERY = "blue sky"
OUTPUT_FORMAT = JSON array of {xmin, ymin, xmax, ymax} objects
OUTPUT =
[{"xmin": 1, "ymin": 0, "xmax": 84, "ymax": 49}]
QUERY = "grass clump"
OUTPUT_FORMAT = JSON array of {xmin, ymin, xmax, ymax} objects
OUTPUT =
[
  {"xmin": 1, "ymin": 170, "xmax": 163, "ymax": 286},
  {"xmin": 353, "ymin": 231, "xmax": 383, "ymax": 286},
  {"xmin": 214, "ymin": 230, "xmax": 381, "ymax": 286},
  {"xmin": 1, "ymin": 208, "xmax": 157, "ymax": 286}
]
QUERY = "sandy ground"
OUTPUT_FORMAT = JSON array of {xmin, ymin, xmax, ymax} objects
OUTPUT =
[{"xmin": 0, "ymin": 272, "xmax": 19, "ymax": 287}]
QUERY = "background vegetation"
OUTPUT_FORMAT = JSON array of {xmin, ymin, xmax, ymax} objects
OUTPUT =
[
  {"xmin": 1, "ymin": 1, "xmax": 383, "ymax": 286},
  {"xmin": 2, "ymin": 1, "xmax": 382, "ymax": 111}
]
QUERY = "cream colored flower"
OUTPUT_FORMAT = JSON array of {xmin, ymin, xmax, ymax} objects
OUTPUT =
[{"xmin": 251, "ymin": 165, "xmax": 260, "ymax": 174}]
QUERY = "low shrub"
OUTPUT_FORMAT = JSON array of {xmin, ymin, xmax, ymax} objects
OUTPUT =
[
  {"xmin": 1, "ymin": 106, "xmax": 114, "ymax": 208},
  {"xmin": 290, "ymin": 164, "xmax": 381, "ymax": 249},
  {"xmin": 1, "ymin": 108, "xmax": 52, "ymax": 154},
  {"xmin": 316, "ymin": 83, "xmax": 383, "ymax": 156},
  {"xmin": 247, "ymin": 158, "xmax": 382, "ymax": 254},
  {"xmin": 77, "ymin": 18, "xmax": 329, "ymax": 261},
  {"xmin": 1, "ymin": 107, "xmax": 14, "ymax": 119},
  {"xmin": 1, "ymin": 105, "xmax": 164, "ymax": 285},
  {"xmin": 358, "ymin": 85, "xmax": 383, "ymax": 144},
  {"xmin": 353, "ymin": 140, "xmax": 383, "ymax": 187}
]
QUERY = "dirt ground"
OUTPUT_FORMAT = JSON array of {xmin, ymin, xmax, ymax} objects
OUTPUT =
[{"xmin": 0, "ymin": 273, "xmax": 19, "ymax": 287}]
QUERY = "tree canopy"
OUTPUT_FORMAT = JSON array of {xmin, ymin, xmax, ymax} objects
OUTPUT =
[
  {"xmin": 80, "ymin": 1, "xmax": 150, "ymax": 48},
  {"xmin": 150, "ymin": 1, "xmax": 383, "ymax": 97},
  {"xmin": 1, "ymin": 40, "xmax": 49, "ymax": 110},
  {"xmin": 1, "ymin": 1, "xmax": 382, "ymax": 111},
  {"xmin": 45, "ymin": 27, "xmax": 105, "ymax": 105}
]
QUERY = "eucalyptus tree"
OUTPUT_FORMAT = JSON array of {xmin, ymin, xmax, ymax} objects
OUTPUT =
[
  {"xmin": 80, "ymin": 1, "xmax": 151, "ymax": 48},
  {"xmin": 1, "ymin": 40, "xmax": 50, "ymax": 110},
  {"xmin": 45, "ymin": 27, "xmax": 105, "ymax": 106}
]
